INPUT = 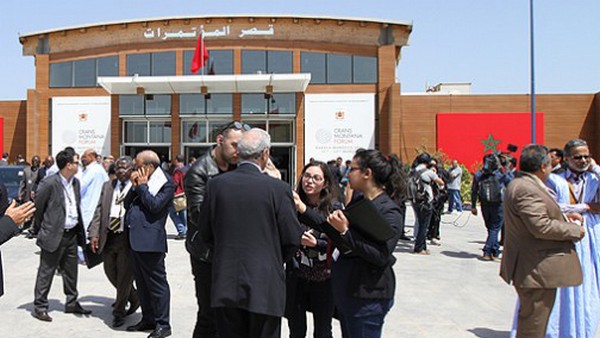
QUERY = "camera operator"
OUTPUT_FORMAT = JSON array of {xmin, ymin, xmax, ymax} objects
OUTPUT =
[{"xmin": 471, "ymin": 152, "xmax": 514, "ymax": 261}]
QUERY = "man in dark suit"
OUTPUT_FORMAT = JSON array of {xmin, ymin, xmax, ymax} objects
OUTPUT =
[
  {"xmin": 125, "ymin": 150, "xmax": 174, "ymax": 338},
  {"xmin": 88, "ymin": 156, "xmax": 140, "ymax": 327},
  {"xmin": 1, "ymin": 190, "xmax": 36, "ymax": 297},
  {"xmin": 199, "ymin": 128, "xmax": 302, "ymax": 338},
  {"xmin": 501, "ymin": 144, "xmax": 585, "ymax": 338},
  {"xmin": 32, "ymin": 148, "xmax": 92, "ymax": 322}
]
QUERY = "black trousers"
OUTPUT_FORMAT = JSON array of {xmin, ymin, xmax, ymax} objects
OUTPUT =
[
  {"xmin": 215, "ymin": 307, "xmax": 281, "ymax": 338},
  {"xmin": 34, "ymin": 230, "xmax": 79, "ymax": 311},
  {"xmin": 130, "ymin": 250, "xmax": 171, "ymax": 329},
  {"xmin": 102, "ymin": 232, "xmax": 138, "ymax": 317},
  {"xmin": 287, "ymin": 277, "xmax": 334, "ymax": 338},
  {"xmin": 413, "ymin": 203, "xmax": 433, "ymax": 252},
  {"xmin": 191, "ymin": 256, "xmax": 218, "ymax": 338}
]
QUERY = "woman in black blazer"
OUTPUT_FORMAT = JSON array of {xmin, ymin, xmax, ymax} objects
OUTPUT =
[
  {"xmin": 294, "ymin": 149, "xmax": 404, "ymax": 338},
  {"xmin": 286, "ymin": 160, "xmax": 341, "ymax": 338}
]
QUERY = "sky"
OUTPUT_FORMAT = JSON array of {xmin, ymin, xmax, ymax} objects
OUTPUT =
[{"xmin": 0, "ymin": 0, "xmax": 598, "ymax": 100}]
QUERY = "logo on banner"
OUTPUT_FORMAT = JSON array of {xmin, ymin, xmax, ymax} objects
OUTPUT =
[
  {"xmin": 79, "ymin": 113, "xmax": 88, "ymax": 122},
  {"xmin": 315, "ymin": 128, "xmax": 333, "ymax": 144},
  {"xmin": 335, "ymin": 111, "xmax": 345, "ymax": 120}
]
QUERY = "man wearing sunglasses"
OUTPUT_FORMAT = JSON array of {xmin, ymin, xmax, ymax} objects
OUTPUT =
[
  {"xmin": 540, "ymin": 138, "xmax": 600, "ymax": 337},
  {"xmin": 184, "ymin": 120, "xmax": 250, "ymax": 338}
]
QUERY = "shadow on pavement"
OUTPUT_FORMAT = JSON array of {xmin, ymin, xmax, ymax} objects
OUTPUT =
[
  {"xmin": 468, "ymin": 327, "xmax": 510, "ymax": 338},
  {"xmin": 440, "ymin": 250, "xmax": 480, "ymax": 259}
]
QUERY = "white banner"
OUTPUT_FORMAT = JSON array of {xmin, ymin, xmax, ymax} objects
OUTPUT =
[
  {"xmin": 304, "ymin": 93, "xmax": 375, "ymax": 163},
  {"xmin": 52, "ymin": 97, "xmax": 111, "ymax": 157}
]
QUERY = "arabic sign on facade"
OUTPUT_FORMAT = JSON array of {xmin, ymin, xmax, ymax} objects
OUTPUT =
[
  {"xmin": 51, "ymin": 97, "xmax": 111, "ymax": 157},
  {"xmin": 304, "ymin": 93, "xmax": 375, "ymax": 162},
  {"xmin": 142, "ymin": 24, "xmax": 274, "ymax": 40}
]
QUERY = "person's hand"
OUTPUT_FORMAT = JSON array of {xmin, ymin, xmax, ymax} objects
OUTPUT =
[
  {"xmin": 4, "ymin": 200, "xmax": 36, "ymax": 225},
  {"xmin": 136, "ymin": 166, "xmax": 149, "ymax": 185},
  {"xmin": 566, "ymin": 212, "xmax": 583, "ymax": 224},
  {"xmin": 301, "ymin": 231, "xmax": 317, "ymax": 247},
  {"xmin": 90, "ymin": 237, "xmax": 99, "ymax": 254},
  {"xmin": 588, "ymin": 157, "xmax": 597, "ymax": 169},
  {"xmin": 292, "ymin": 191, "xmax": 307, "ymax": 214},
  {"xmin": 327, "ymin": 210, "xmax": 349, "ymax": 234},
  {"xmin": 471, "ymin": 207, "xmax": 478, "ymax": 216},
  {"xmin": 130, "ymin": 171, "xmax": 140, "ymax": 187},
  {"xmin": 579, "ymin": 225, "xmax": 586, "ymax": 239},
  {"xmin": 587, "ymin": 202, "xmax": 600, "ymax": 214}
]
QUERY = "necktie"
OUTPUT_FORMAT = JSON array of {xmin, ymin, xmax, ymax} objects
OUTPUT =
[{"xmin": 109, "ymin": 182, "xmax": 126, "ymax": 232}]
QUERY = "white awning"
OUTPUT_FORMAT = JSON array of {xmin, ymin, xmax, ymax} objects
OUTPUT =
[{"xmin": 97, "ymin": 73, "xmax": 311, "ymax": 95}]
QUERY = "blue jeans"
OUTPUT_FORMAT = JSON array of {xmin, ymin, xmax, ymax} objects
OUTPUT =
[
  {"xmin": 339, "ymin": 312, "xmax": 387, "ymax": 338},
  {"xmin": 169, "ymin": 206, "xmax": 187, "ymax": 235},
  {"xmin": 447, "ymin": 189, "xmax": 463, "ymax": 212},
  {"xmin": 481, "ymin": 203, "xmax": 503, "ymax": 256},
  {"xmin": 413, "ymin": 203, "xmax": 433, "ymax": 252}
]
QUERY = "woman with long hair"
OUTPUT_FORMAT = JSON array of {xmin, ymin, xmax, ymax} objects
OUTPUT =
[
  {"xmin": 286, "ymin": 160, "xmax": 340, "ymax": 338},
  {"xmin": 293, "ymin": 149, "xmax": 405, "ymax": 338}
]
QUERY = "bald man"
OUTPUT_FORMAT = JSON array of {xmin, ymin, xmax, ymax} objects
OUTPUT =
[{"xmin": 124, "ymin": 150, "xmax": 174, "ymax": 338}]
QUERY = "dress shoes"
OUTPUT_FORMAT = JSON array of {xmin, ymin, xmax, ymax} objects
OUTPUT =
[
  {"xmin": 127, "ymin": 321, "xmax": 155, "ymax": 332},
  {"xmin": 414, "ymin": 250, "xmax": 430, "ymax": 255},
  {"xmin": 481, "ymin": 254, "xmax": 494, "ymax": 261},
  {"xmin": 65, "ymin": 303, "xmax": 92, "ymax": 315},
  {"xmin": 148, "ymin": 327, "xmax": 172, "ymax": 338},
  {"xmin": 126, "ymin": 301, "xmax": 140, "ymax": 316},
  {"xmin": 112, "ymin": 316, "xmax": 125, "ymax": 328},
  {"xmin": 33, "ymin": 310, "xmax": 53, "ymax": 322}
]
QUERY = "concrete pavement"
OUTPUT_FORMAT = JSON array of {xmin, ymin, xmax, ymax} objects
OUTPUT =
[{"xmin": 0, "ymin": 207, "xmax": 522, "ymax": 338}]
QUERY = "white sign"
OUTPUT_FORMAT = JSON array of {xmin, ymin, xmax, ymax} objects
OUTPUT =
[
  {"xmin": 52, "ymin": 97, "xmax": 111, "ymax": 157},
  {"xmin": 304, "ymin": 93, "xmax": 375, "ymax": 162}
]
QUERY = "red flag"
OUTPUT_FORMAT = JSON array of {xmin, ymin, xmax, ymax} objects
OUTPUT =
[
  {"xmin": 436, "ymin": 112, "xmax": 544, "ymax": 172},
  {"xmin": 190, "ymin": 34, "xmax": 208, "ymax": 74}
]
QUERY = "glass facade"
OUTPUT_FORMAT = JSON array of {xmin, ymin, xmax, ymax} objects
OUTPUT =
[
  {"xmin": 241, "ymin": 50, "xmax": 293, "ymax": 74},
  {"xmin": 180, "ymin": 94, "xmax": 233, "ymax": 115},
  {"xmin": 127, "ymin": 52, "xmax": 175, "ymax": 76},
  {"xmin": 301, "ymin": 52, "xmax": 377, "ymax": 84},
  {"xmin": 49, "ymin": 55, "xmax": 119, "ymax": 88},
  {"xmin": 183, "ymin": 50, "xmax": 233, "ymax": 75},
  {"xmin": 242, "ymin": 93, "xmax": 295, "ymax": 115},
  {"xmin": 119, "ymin": 95, "xmax": 172, "ymax": 116}
]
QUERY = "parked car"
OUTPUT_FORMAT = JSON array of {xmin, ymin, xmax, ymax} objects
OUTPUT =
[{"xmin": 0, "ymin": 165, "xmax": 25, "ymax": 203}]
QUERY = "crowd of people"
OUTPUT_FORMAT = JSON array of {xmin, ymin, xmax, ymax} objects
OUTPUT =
[{"xmin": 1, "ymin": 125, "xmax": 599, "ymax": 338}]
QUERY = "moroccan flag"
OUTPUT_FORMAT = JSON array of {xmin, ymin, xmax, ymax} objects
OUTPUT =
[
  {"xmin": 188, "ymin": 121, "xmax": 199, "ymax": 140},
  {"xmin": 190, "ymin": 34, "xmax": 209, "ymax": 74},
  {"xmin": 436, "ymin": 112, "xmax": 544, "ymax": 172}
]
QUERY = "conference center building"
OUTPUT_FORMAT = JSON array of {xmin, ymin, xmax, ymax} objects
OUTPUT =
[{"xmin": 1, "ymin": 14, "xmax": 599, "ymax": 183}]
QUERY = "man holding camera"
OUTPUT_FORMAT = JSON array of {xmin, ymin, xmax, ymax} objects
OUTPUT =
[{"xmin": 471, "ymin": 152, "xmax": 513, "ymax": 261}]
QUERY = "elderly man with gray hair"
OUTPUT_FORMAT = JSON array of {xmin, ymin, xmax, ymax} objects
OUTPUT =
[{"xmin": 198, "ymin": 128, "xmax": 302, "ymax": 338}]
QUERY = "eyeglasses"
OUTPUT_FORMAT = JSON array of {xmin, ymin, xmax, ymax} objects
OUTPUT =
[
  {"xmin": 349, "ymin": 166, "xmax": 362, "ymax": 172},
  {"xmin": 219, "ymin": 121, "xmax": 252, "ymax": 134},
  {"xmin": 571, "ymin": 155, "xmax": 591, "ymax": 161},
  {"xmin": 302, "ymin": 173, "xmax": 324, "ymax": 183}
]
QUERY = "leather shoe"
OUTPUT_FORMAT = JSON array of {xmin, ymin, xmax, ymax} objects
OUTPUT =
[
  {"xmin": 127, "ymin": 321, "xmax": 155, "ymax": 332},
  {"xmin": 65, "ymin": 303, "xmax": 92, "ymax": 315},
  {"xmin": 112, "ymin": 316, "xmax": 125, "ymax": 328},
  {"xmin": 148, "ymin": 327, "xmax": 172, "ymax": 338},
  {"xmin": 33, "ymin": 310, "xmax": 53, "ymax": 322},
  {"xmin": 125, "ymin": 301, "xmax": 140, "ymax": 316}
]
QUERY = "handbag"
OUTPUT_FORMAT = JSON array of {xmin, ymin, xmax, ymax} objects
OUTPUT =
[{"xmin": 173, "ymin": 192, "xmax": 187, "ymax": 212}]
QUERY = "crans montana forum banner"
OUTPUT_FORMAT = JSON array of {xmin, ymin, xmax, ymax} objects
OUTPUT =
[
  {"xmin": 52, "ymin": 97, "xmax": 111, "ymax": 157},
  {"xmin": 437, "ymin": 112, "xmax": 544, "ymax": 171},
  {"xmin": 305, "ymin": 93, "xmax": 375, "ymax": 162}
]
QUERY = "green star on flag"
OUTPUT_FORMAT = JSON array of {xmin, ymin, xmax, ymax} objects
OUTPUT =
[{"xmin": 481, "ymin": 134, "xmax": 500, "ymax": 152}]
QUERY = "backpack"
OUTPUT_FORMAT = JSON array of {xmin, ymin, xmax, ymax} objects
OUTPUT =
[
  {"xmin": 407, "ymin": 167, "xmax": 428, "ymax": 204},
  {"xmin": 477, "ymin": 173, "xmax": 503, "ymax": 203}
]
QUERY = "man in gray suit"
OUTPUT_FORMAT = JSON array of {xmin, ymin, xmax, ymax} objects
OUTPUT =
[
  {"xmin": 89, "ymin": 156, "xmax": 140, "ymax": 327},
  {"xmin": 501, "ymin": 144, "xmax": 585, "ymax": 338},
  {"xmin": 32, "ymin": 147, "xmax": 91, "ymax": 322}
]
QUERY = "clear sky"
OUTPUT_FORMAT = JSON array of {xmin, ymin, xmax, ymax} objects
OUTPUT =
[{"xmin": 0, "ymin": 0, "xmax": 598, "ymax": 100}]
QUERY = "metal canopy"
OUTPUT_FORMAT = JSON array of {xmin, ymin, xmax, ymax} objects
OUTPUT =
[{"xmin": 97, "ymin": 73, "xmax": 311, "ymax": 95}]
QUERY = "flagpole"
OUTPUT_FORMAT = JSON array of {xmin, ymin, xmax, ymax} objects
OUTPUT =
[
  {"xmin": 530, "ymin": 0, "xmax": 536, "ymax": 143},
  {"xmin": 201, "ymin": 32, "xmax": 205, "ymax": 76}
]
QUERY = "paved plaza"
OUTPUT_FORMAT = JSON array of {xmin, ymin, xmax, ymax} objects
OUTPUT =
[{"xmin": 0, "ymin": 207, "xmax": 524, "ymax": 337}]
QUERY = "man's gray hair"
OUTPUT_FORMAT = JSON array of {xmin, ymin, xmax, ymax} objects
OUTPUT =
[
  {"xmin": 238, "ymin": 128, "xmax": 271, "ymax": 160},
  {"xmin": 117, "ymin": 155, "xmax": 134, "ymax": 168},
  {"xmin": 520, "ymin": 144, "xmax": 550, "ymax": 173},
  {"xmin": 563, "ymin": 139, "xmax": 588, "ymax": 157}
]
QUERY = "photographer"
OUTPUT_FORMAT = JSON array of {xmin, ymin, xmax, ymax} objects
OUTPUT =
[{"xmin": 471, "ymin": 152, "xmax": 513, "ymax": 261}]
